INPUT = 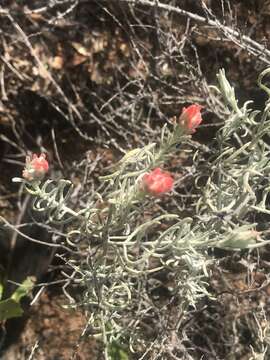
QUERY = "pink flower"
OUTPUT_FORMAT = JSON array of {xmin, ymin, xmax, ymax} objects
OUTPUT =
[
  {"xmin": 22, "ymin": 153, "xmax": 49, "ymax": 181},
  {"xmin": 178, "ymin": 104, "xmax": 203, "ymax": 134},
  {"xmin": 140, "ymin": 168, "xmax": 174, "ymax": 196}
]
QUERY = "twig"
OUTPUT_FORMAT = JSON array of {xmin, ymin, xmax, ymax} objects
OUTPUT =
[
  {"xmin": 27, "ymin": 341, "xmax": 39, "ymax": 360},
  {"xmin": 119, "ymin": 0, "xmax": 270, "ymax": 64},
  {"xmin": 6, "ymin": 195, "xmax": 30, "ymax": 276},
  {"xmin": 1, "ymin": 216, "xmax": 74, "ymax": 252},
  {"xmin": 1, "ymin": 10, "xmax": 93, "ymax": 141}
]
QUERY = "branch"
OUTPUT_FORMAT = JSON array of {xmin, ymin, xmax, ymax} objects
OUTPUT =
[{"xmin": 119, "ymin": 0, "xmax": 270, "ymax": 65}]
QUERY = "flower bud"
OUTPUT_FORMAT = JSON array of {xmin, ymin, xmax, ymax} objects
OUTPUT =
[
  {"xmin": 178, "ymin": 104, "xmax": 203, "ymax": 134},
  {"xmin": 22, "ymin": 153, "xmax": 49, "ymax": 182},
  {"xmin": 140, "ymin": 168, "xmax": 174, "ymax": 196},
  {"xmin": 216, "ymin": 69, "xmax": 236, "ymax": 104},
  {"xmin": 219, "ymin": 230, "xmax": 259, "ymax": 250}
]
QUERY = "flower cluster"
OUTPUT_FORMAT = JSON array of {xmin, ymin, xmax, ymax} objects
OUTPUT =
[
  {"xmin": 22, "ymin": 153, "xmax": 49, "ymax": 182},
  {"xmin": 21, "ymin": 105, "xmax": 202, "ymax": 194}
]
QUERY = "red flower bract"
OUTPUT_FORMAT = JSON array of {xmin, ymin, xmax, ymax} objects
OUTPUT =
[
  {"xmin": 141, "ymin": 168, "xmax": 174, "ymax": 196},
  {"xmin": 178, "ymin": 104, "xmax": 203, "ymax": 134},
  {"xmin": 22, "ymin": 153, "xmax": 49, "ymax": 181}
]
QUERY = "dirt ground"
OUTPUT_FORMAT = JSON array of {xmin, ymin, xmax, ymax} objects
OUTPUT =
[
  {"xmin": 2, "ymin": 290, "xmax": 101, "ymax": 360},
  {"xmin": 1, "ymin": 0, "xmax": 270, "ymax": 359}
]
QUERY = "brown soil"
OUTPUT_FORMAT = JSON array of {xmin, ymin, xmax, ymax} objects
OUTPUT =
[{"xmin": 2, "ymin": 290, "xmax": 101, "ymax": 360}]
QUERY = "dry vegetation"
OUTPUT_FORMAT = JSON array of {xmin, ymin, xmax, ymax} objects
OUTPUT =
[{"xmin": 1, "ymin": 1, "xmax": 270, "ymax": 359}]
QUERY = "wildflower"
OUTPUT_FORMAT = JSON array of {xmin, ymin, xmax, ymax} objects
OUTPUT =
[
  {"xmin": 178, "ymin": 104, "xmax": 203, "ymax": 134},
  {"xmin": 22, "ymin": 153, "xmax": 49, "ymax": 181},
  {"xmin": 140, "ymin": 168, "xmax": 174, "ymax": 196}
]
